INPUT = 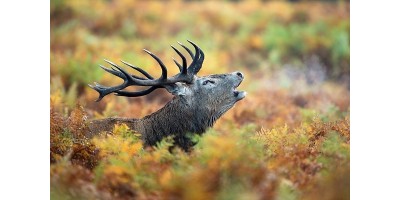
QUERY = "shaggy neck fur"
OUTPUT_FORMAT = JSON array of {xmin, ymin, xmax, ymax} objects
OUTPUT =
[{"xmin": 87, "ymin": 96, "xmax": 218, "ymax": 151}]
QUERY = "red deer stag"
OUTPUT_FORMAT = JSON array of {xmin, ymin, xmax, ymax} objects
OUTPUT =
[{"xmin": 88, "ymin": 41, "xmax": 246, "ymax": 151}]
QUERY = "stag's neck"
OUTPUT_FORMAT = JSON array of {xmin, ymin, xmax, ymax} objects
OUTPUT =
[{"xmin": 139, "ymin": 97, "xmax": 211, "ymax": 146}]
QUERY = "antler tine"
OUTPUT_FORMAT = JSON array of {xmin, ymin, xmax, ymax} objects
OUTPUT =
[
  {"xmin": 114, "ymin": 86, "xmax": 161, "ymax": 97},
  {"xmin": 187, "ymin": 40, "xmax": 204, "ymax": 75},
  {"xmin": 143, "ymin": 49, "xmax": 167, "ymax": 79},
  {"xmin": 103, "ymin": 61, "xmax": 150, "ymax": 84},
  {"xmin": 99, "ymin": 64, "xmax": 125, "ymax": 79},
  {"xmin": 171, "ymin": 45, "xmax": 187, "ymax": 74},
  {"xmin": 102, "ymin": 60, "xmax": 147, "ymax": 80},
  {"xmin": 121, "ymin": 60, "xmax": 154, "ymax": 80},
  {"xmin": 178, "ymin": 41, "xmax": 194, "ymax": 59},
  {"xmin": 89, "ymin": 78, "xmax": 129, "ymax": 102},
  {"xmin": 172, "ymin": 58, "xmax": 183, "ymax": 72}
]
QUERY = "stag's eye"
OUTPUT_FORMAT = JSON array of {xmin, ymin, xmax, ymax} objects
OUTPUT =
[{"xmin": 202, "ymin": 80, "xmax": 215, "ymax": 85}]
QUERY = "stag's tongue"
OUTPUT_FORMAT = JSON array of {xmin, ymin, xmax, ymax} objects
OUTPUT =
[{"xmin": 234, "ymin": 90, "xmax": 246, "ymax": 100}]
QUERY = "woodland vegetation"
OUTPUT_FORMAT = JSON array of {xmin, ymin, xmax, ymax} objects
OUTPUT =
[{"xmin": 51, "ymin": 1, "xmax": 349, "ymax": 199}]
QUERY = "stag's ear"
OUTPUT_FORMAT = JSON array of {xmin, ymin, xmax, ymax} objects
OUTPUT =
[{"xmin": 164, "ymin": 83, "xmax": 190, "ymax": 96}]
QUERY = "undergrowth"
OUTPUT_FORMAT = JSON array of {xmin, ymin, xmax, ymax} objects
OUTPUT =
[{"xmin": 51, "ymin": 105, "xmax": 349, "ymax": 200}]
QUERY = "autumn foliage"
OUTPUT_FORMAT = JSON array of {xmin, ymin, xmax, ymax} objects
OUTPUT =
[{"xmin": 51, "ymin": 1, "xmax": 349, "ymax": 199}]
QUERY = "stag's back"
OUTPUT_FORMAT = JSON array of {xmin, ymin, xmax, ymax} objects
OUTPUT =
[{"xmin": 86, "ymin": 117, "xmax": 142, "ymax": 138}]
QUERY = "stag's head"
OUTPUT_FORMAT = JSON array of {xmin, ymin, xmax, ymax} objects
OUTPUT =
[{"xmin": 89, "ymin": 41, "xmax": 246, "ymax": 118}]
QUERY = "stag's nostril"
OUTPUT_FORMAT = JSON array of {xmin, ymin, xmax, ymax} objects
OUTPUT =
[{"xmin": 236, "ymin": 72, "xmax": 243, "ymax": 78}]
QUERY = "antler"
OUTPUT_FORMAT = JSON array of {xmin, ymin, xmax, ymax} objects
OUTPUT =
[{"xmin": 89, "ymin": 40, "xmax": 205, "ymax": 102}]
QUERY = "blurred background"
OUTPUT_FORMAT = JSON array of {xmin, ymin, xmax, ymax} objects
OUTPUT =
[
  {"xmin": 51, "ymin": 0, "xmax": 349, "ymax": 199},
  {"xmin": 51, "ymin": 0, "xmax": 349, "ymax": 126}
]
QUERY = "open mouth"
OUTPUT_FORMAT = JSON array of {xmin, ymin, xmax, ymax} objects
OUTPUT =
[{"xmin": 233, "ymin": 80, "xmax": 246, "ymax": 100}]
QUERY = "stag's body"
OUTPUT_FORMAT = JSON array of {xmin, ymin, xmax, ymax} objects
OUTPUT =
[
  {"xmin": 87, "ymin": 96, "xmax": 208, "ymax": 150},
  {"xmin": 87, "ymin": 41, "xmax": 245, "ymax": 151}
]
